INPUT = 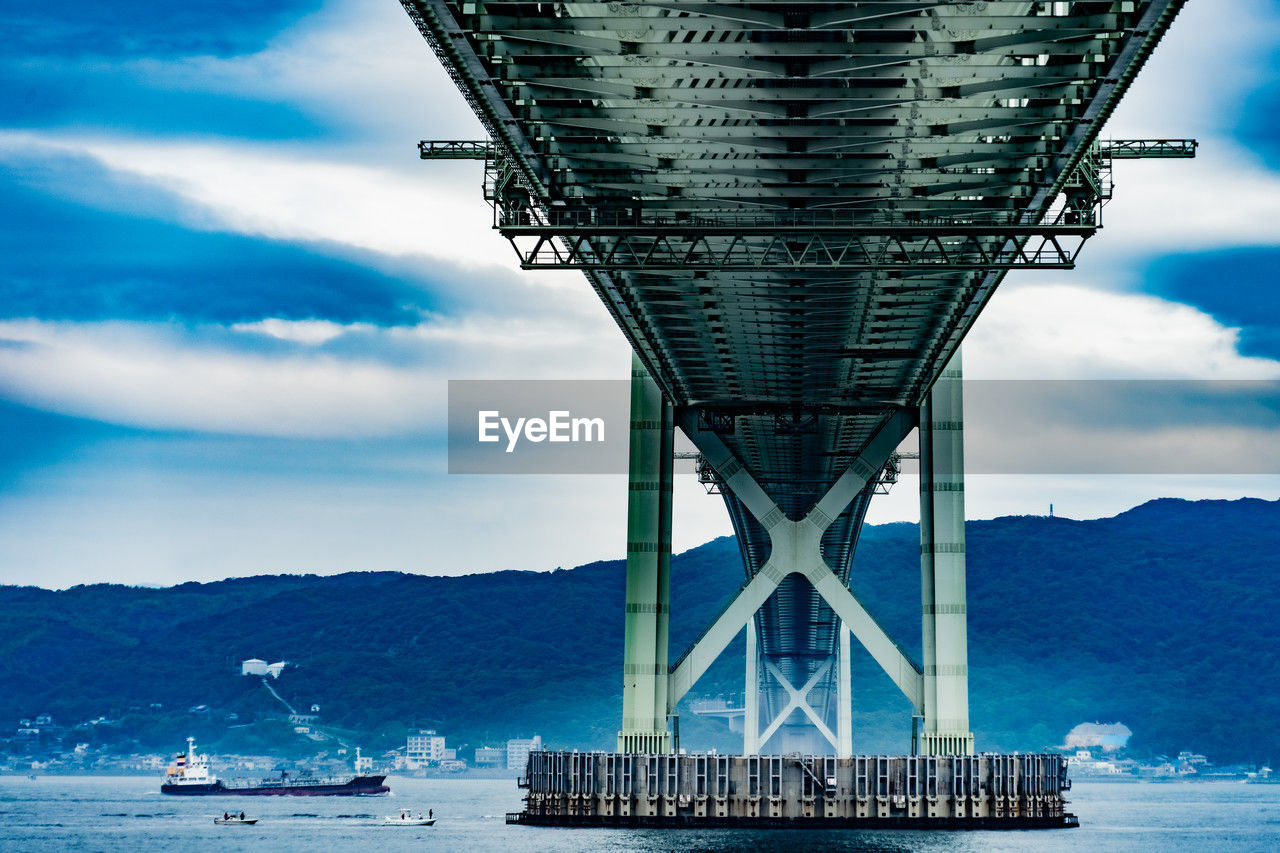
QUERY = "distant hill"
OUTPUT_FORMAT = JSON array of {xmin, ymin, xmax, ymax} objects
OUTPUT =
[{"xmin": 0, "ymin": 497, "xmax": 1275, "ymax": 764}]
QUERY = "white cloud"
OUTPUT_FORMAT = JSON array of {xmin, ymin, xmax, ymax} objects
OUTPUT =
[
  {"xmin": 0, "ymin": 318, "xmax": 628, "ymax": 437},
  {"xmin": 139, "ymin": 0, "xmax": 483, "ymax": 144},
  {"xmin": 964, "ymin": 283, "xmax": 1280, "ymax": 379},
  {"xmin": 1107, "ymin": 0, "xmax": 1278, "ymax": 139},
  {"xmin": 231, "ymin": 318, "xmax": 361, "ymax": 345},
  {"xmin": 0, "ymin": 0, "xmax": 549, "ymax": 276},
  {"xmin": 0, "ymin": 128, "xmax": 597, "ymax": 310},
  {"xmin": 1083, "ymin": 144, "xmax": 1280, "ymax": 264},
  {"xmin": 0, "ymin": 320, "xmax": 436, "ymax": 436},
  {"xmin": 0, "ymin": 130, "xmax": 503, "ymax": 265},
  {"xmin": 0, "ymin": 0, "xmax": 595, "ymax": 294},
  {"xmin": 1079, "ymin": 0, "xmax": 1280, "ymax": 263}
]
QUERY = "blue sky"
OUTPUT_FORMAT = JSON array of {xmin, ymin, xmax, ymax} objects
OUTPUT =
[{"xmin": 1, "ymin": 0, "xmax": 1279, "ymax": 588}]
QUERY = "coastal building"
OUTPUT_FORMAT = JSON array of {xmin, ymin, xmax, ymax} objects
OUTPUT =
[
  {"xmin": 506, "ymin": 735, "xmax": 542, "ymax": 772},
  {"xmin": 1071, "ymin": 750, "xmax": 1124, "ymax": 776},
  {"xmin": 406, "ymin": 730, "xmax": 446, "ymax": 769},
  {"xmin": 240, "ymin": 659, "xmax": 287, "ymax": 678},
  {"xmin": 474, "ymin": 747, "xmax": 504, "ymax": 767},
  {"xmin": 1137, "ymin": 761, "xmax": 1177, "ymax": 778}
]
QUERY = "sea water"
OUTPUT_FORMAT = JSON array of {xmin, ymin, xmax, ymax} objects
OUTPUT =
[{"xmin": 0, "ymin": 776, "xmax": 1275, "ymax": 851}]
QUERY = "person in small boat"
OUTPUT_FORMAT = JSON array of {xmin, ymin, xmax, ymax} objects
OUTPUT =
[
  {"xmin": 239, "ymin": 812, "xmax": 245, "ymax": 820},
  {"xmin": 429, "ymin": 810, "xmax": 433, "ymax": 820},
  {"xmin": 223, "ymin": 812, "xmax": 229, "ymax": 820}
]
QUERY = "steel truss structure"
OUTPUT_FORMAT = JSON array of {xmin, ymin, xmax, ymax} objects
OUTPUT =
[
  {"xmin": 405, "ymin": 0, "xmax": 1193, "ymax": 757},
  {"xmin": 423, "ymin": 137, "xmax": 1194, "ymax": 272}
]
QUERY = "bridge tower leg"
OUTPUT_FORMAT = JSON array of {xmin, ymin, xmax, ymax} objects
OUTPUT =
[
  {"xmin": 743, "ymin": 616, "xmax": 759, "ymax": 754},
  {"xmin": 837, "ymin": 622, "xmax": 853, "ymax": 758},
  {"xmin": 618, "ymin": 353, "xmax": 674, "ymax": 754},
  {"xmin": 918, "ymin": 351, "xmax": 974, "ymax": 756}
]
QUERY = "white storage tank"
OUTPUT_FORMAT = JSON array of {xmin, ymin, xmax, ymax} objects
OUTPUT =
[{"xmin": 241, "ymin": 659, "xmax": 268, "ymax": 676}]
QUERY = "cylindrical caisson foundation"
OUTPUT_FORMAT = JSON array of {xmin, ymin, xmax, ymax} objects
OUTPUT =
[{"xmin": 509, "ymin": 751, "xmax": 1077, "ymax": 829}]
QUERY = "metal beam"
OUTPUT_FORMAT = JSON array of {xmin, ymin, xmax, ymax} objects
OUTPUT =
[
  {"xmin": 418, "ymin": 140, "xmax": 490, "ymax": 159},
  {"xmin": 508, "ymin": 231, "xmax": 1085, "ymax": 272},
  {"xmin": 1099, "ymin": 138, "xmax": 1198, "ymax": 159},
  {"xmin": 800, "ymin": 559, "xmax": 925, "ymax": 713}
]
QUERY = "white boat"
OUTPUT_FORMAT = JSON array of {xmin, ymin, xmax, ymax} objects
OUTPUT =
[
  {"xmin": 214, "ymin": 815, "xmax": 258, "ymax": 825},
  {"xmin": 383, "ymin": 810, "xmax": 435, "ymax": 826},
  {"xmin": 165, "ymin": 738, "xmax": 219, "ymax": 793}
]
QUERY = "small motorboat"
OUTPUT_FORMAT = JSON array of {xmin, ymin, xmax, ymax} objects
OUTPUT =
[
  {"xmin": 214, "ymin": 814, "xmax": 259, "ymax": 825},
  {"xmin": 383, "ymin": 809, "xmax": 435, "ymax": 826}
]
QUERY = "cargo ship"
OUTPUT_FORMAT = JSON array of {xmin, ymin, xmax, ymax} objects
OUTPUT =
[{"xmin": 161, "ymin": 738, "xmax": 389, "ymax": 796}]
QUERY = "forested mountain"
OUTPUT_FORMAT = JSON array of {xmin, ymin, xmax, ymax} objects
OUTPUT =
[{"xmin": 1, "ymin": 498, "xmax": 1275, "ymax": 763}]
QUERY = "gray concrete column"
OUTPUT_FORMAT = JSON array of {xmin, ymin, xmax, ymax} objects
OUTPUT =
[
  {"xmin": 618, "ymin": 353, "xmax": 674, "ymax": 754},
  {"xmin": 918, "ymin": 350, "xmax": 974, "ymax": 756}
]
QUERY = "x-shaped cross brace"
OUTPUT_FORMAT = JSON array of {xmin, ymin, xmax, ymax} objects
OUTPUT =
[
  {"xmin": 668, "ymin": 407, "xmax": 924, "ymax": 716},
  {"xmin": 758, "ymin": 659, "xmax": 839, "ymax": 750}
]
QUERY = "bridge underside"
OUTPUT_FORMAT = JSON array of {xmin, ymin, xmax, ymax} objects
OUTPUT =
[{"xmin": 402, "ymin": 0, "xmax": 1188, "ymax": 754}]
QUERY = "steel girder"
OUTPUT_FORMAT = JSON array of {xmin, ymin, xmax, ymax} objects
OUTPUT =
[
  {"xmin": 1100, "ymin": 137, "xmax": 1198, "ymax": 158},
  {"xmin": 507, "ymin": 229, "xmax": 1086, "ymax": 270},
  {"xmin": 418, "ymin": 140, "xmax": 491, "ymax": 158}
]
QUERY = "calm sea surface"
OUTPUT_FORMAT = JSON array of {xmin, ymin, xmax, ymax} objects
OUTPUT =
[{"xmin": 0, "ymin": 776, "xmax": 1275, "ymax": 851}]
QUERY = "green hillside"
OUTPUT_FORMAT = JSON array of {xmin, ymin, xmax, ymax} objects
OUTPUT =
[{"xmin": 1, "ymin": 497, "xmax": 1275, "ymax": 764}]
